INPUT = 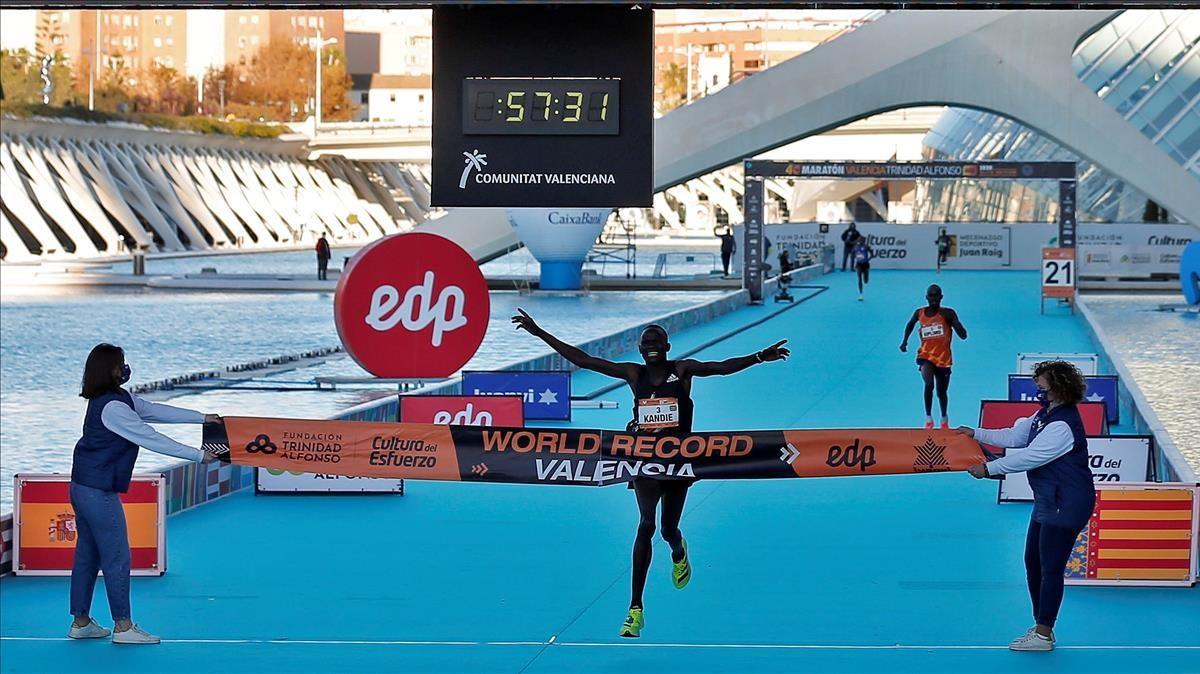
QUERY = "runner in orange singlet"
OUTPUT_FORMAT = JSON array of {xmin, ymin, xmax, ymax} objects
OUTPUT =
[{"xmin": 900, "ymin": 284, "xmax": 968, "ymax": 429}]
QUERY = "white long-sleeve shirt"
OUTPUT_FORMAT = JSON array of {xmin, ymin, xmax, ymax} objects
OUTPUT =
[
  {"xmin": 100, "ymin": 394, "xmax": 206, "ymax": 463},
  {"xmin": 973, "ymin": 415, "xmax": 1076, "ymax": 476}
]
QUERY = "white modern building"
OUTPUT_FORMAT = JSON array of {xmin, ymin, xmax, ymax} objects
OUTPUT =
[{"xmin": 348, "ymin": 74, "xmax": 432, "ymax": 125}]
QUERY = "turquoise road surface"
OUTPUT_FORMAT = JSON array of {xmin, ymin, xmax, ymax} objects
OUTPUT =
[{"xmin": 3, "ymin": 271, "xmax": 1197, "ymax": 673}]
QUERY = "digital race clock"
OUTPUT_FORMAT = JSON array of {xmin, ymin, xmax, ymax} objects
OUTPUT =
[
  {"xmin": 432, "ymin": 5, "xmax": 652, "ymax": 207},
  {"xmin": 463, "ymin": 78, "xmax": 619, "ymax": 135}
]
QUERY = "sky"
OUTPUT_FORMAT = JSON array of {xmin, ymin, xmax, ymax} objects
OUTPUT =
[{"xmin": 0, "ymin": 9, "xmax": 36, "ymax": 52}]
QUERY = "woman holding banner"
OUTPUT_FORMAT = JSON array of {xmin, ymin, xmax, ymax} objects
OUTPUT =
[
  {"xmin": 68, "ymin": 344, "xmax": 221, "ymax": 645},
  {"xmin": 512, "ymin": 310, "xmax": 789, "ymax": 639},
  {"xmin": 958, "ymin": 360, "xmax": 1094, "ymax": 652}
]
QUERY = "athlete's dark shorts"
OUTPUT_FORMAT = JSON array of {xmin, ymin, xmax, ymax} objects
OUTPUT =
[
  {"xmin": 628, "ymin": 477, "xmax": 697, "ymax": 492},
  {"xmin": 915, "ymin": 358, "xmax": 952, "ymax": 376},
  {"xmin": 855, "ymin": 262, "xmax": 870, "ymax": 281},
  {"xmin": 625, "ymin": 422, "xmax": 698, "ymax": 490}
]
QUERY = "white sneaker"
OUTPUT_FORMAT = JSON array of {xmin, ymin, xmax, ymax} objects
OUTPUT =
[
  {"xmin": 1008, "ymin": 626, "xmax": 1036, "ymax": 646},
  {"xmin": 67, "ymin": 619, "xmax": 111, "ymax": 639},
  {"xmin": 1012, "ymin": 626, "xmax": 1056, "ymax": 644},
  {"xmin": 112, "ymin": 624, "xmax": 161, "ymax": 645},
  {"xmin": 1009, "ymin": 628, "xmax": 1054, "ymax": 651}
]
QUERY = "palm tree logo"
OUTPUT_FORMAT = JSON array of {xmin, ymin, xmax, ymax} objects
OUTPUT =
[{"xmin": 459, "ymin": 150, "xmax": 488, "ymax": 189}]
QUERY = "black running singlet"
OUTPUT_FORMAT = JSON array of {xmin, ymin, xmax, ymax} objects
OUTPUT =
[{"xmin": 627, "ymin": 361, "xmax": 694, "ymax": 435}]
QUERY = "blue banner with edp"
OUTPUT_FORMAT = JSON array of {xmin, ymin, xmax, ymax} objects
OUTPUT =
[
  {"xmin": 461, "ymin": 371, "xmax": 572, "ymax": 421},
  {"xmin": 1008, "ymin": 374, "xmax": 1119, "ymax": 424}
]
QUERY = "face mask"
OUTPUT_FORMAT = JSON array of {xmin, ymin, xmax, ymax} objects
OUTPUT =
[
  {"xmin": 119, "ymin": 364, "xmax": 132, "ymax": 384},
  {"xmin": 1035, "ymin": 388, "xmax": 1050, "ymax": 407}
]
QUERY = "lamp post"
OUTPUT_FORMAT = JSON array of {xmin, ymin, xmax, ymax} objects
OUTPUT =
[
  {"xmin": 89, "ymin": 8, "xmax": 101, "ymax": 110},
  {"xmin": 312, "ymin": 30, "xmax": 338, "ymax": 130}
]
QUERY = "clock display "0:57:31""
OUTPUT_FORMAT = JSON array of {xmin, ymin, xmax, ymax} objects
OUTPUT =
[{"xmin": 462, "ymin": 78, "xmax": 620, "ymax": 136}]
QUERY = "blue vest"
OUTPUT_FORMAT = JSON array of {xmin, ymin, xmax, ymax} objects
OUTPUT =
[
  {"xmin": 1025, "ymin": 404, "xmax": 1095, "ymax": 530},
  {"xmin": 72, "ymin": 390, "xmax": 140, "ymax": 493}
]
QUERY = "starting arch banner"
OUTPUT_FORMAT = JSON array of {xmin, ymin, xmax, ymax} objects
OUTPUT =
[{"xmin": 204, "ymin": 418, "xmax": 986, "ymax": 486}]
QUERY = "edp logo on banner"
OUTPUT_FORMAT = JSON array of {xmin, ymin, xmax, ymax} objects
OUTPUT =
[
  {"xmin": 461, "ymin": 371, "xmax": 571, "ymax": 421},
  {"xmin": 399, "ymin": 395, "xmax": 525, "ymax": 427},
  {"xmin": 1008, "ymin": 375, "xmax": 1119, "ymax": 424}
]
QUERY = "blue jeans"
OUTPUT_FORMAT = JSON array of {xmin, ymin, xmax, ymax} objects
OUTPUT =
[{"xmin": 69, "ymin": 482, "xmax": 131, "ymax": 621}]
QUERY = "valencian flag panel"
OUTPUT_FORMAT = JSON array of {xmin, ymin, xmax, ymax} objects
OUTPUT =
[
  {"xmin": 204, "ymin": 417, "xmax": 986, "ymax": 486},
  {"xmin": 1066, "ymin": 485, "xmax": 1198, "ymax": 585}
]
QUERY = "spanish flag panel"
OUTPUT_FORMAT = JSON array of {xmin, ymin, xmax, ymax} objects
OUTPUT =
[{"xmin": 16, "ymin": 477, "xmax": 163, "ymax": 573}]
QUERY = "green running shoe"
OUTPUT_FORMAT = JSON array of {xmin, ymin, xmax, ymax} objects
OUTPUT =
[
  {"xmin": 672, "ymin": 538, "xmax": 692, "ymax": 589},
  {"xmin": 619, "ymin": 608, "xmax": 644, "ymax": 638}
]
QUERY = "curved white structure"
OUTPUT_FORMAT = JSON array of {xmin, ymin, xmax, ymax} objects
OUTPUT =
[
  {"xmin": 655, "ymin": 10, "xmax": 1200, "ymax": 228},
  {"xmin": 0, "ymin": 119, "xmax": 419, "ymax": 261}
]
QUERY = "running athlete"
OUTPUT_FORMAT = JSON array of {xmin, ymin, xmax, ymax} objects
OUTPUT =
[
  {"xmin": 511, "ymin": 309, "xmax": 789, "ymax": 639},
  {"xmin": 936, "ymin": 229, "xmax": 952, "ymax": 272},
  {"xmin": 899, "ymin": 284, "xmax": 968, "ymax": 429},
  {"xmin": 852, "ymin": 238, "xmax": 874, "ymax": 301}
]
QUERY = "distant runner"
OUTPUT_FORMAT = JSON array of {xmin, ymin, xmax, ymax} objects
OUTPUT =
[
  {"xmin": 899, "ymin": 284, "xmax": 968, "ymax": 428},
  {"xmin": 936, "ymin": 229, "xmax": 952, "ymax": 273},
  {"xmin": 852, "ymin": 238, "xmax": 874, "ymax": 301}
]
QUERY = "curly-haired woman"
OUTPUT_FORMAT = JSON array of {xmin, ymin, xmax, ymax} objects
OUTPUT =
[{"xmin": 956, "ymin": 360, "xmax": 1095, "ymax": 651}]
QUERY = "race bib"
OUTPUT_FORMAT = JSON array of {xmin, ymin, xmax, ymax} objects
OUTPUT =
[
  {"xmin": 637, "ymin": 397, "xmax": 680, "ymax": 430},
  {"xmin": 919, "ymin": 323, "xmax": 945, "ymax": 340}
]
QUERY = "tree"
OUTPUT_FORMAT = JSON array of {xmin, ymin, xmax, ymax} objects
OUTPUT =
[
  {"xmin": 318, "ymin": 46, "xmax": 354, "ymax": 122},
  {"xmin": 134, "ymin": 65, "xmax": 196, "ymax": 116},
  {"xmin": 657, "ymin": 62, "xmax": 688, "ymax": 114},
  {"xmin": 242, "ymin": 38, "xmax": 314, "ymax": 121},
  {"xmin": 1, "ymin": 49, "xmax": 44, "ymax": 103},
  {"xmin": 93, "ymin": 54, "xmax": 135, "ymax": 113},
  {"xmin": 200, "ymin": 65, "xmax": 238, "ymax": 118},
  {"xmin": 218, "ymin": 39, "xmax": 356, "ymax": 122},
  {"xmin": 2, "ymin": 48, "xmax": 76, "ymax": 106},
  {"xmin": 30, "ymin": 13, "xmax": 78, "ymax": 106}
]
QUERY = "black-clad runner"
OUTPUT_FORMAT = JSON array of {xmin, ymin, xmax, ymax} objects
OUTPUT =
[{"xmin": 512, "ymin": 309, "xmax": 789, "ymax": 638}]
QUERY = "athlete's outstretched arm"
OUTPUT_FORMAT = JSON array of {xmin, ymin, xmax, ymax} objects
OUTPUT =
[
  {"xmin": 680, "ymin": 340, "xmax": 789, "ymax": 377},
  {"xmin": 947, "ymin": 308, "xmax": 968, "ymax": 339},
  {"xmin": 899, "ymin": 310, "xmax": 919, "ymax": 352},
  {"xmin": 511, "ymin": 309, "xmax": 637, "ymax": 381}
]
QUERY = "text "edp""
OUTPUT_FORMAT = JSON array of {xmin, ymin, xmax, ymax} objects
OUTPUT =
[{"xmin": 365, "ymin": 271, "xmax": 468, "ymax": 346}]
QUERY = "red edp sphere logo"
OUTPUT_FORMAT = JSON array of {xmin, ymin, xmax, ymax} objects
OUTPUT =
[{"xmin": 335, "ymin": 233, "xmax": 489, "ymax": 378}]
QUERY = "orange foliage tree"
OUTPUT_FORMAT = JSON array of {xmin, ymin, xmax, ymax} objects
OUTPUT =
[{"xmin": 208, "ymin": 39, "xmax": 355, "ymax": 122}]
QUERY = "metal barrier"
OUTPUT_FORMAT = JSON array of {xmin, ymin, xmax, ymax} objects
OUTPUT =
[{"xmin": 652, "ymin": 251, "xmax": 720, "ymax": 278}]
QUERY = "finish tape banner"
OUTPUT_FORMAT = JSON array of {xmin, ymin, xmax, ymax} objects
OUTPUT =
[{"xmin": 204, "ymin": 417, "xmax": 986, "ymax": 486}]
